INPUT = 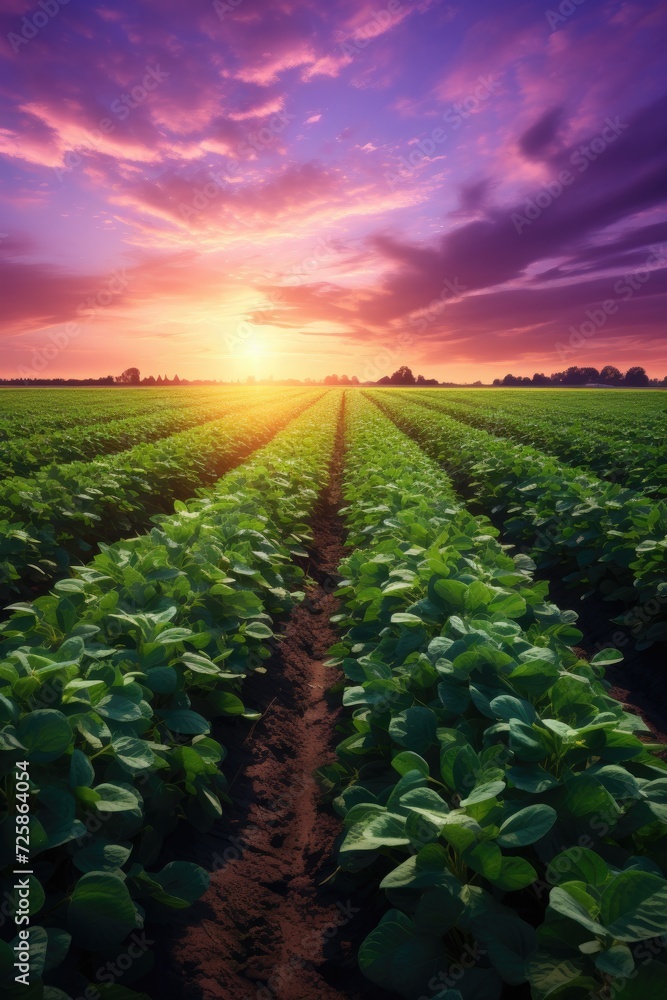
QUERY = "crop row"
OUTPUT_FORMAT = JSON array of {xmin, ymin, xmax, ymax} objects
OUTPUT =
[
  {"xmin": 413, "ymin": 390, "xmax": 667, "ymax": 495},
  {"xmin": 0, "ymin": 388, "xmax": 196, "ymax": 441},
  {"xmin": 0, "ymin": 389, "xmax": 319, "ymax": 607},
  {"xmin": 0, "ymin": 389, "xmax": 342, "ymax": 998},
  {"xmin": 0, "ymin": 387, "xmax": 253, "ymax": 479},
  {"xmin": 370, "ymin": 390, "xmax": 667, "ymax": 650},
  {"xmin": 323, "ymin": 393, "xmax": 667, "ymax": 1000}
]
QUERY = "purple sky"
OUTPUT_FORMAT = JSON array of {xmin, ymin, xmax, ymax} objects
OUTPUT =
[{"xmin": 0, "ymin": 0, "xmax": 666, "ymax": 381}]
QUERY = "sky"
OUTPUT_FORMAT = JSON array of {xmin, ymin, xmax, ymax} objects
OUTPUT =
[{"xmin": 0, "ymin": 0, "xmax": 666, "ymax": 383}]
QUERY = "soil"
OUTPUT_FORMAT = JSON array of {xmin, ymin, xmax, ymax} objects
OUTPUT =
[{"xmin": 150, "ymin": 406, "xmax": 389, "ymax": 1000}]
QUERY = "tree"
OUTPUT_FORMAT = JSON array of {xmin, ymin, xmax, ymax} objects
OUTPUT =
[
  {"xmin": 323, "ymin": 374, "xmax": 339, "ymax": 385},
  {"xmin": 580, "ymin": 367, "xmax": 600, "ymax": 383},
  {"xmin": 117, "ymin": 367, "xmax": 140, "ymax": 385},
  {"xmin": 599, "ymin": 365, "xmax": 622, "ymax": 385},
  {"xmin": 502, "ymin": 374, "xmax": 519, "ymax": 386},
  {"xmin": 531, "ymin": 373, "xmax": 551, "ymax": 386},
  {"xmin": 624, "ymin": 366, "xmax": 649, "ymax": 386},
  {"xmin": 390, "ymin": 365, "xmax": 416, "ymax": 385}
]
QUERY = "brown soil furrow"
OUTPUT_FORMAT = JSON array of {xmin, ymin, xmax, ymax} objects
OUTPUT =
[{"xmin": 159, "ymin": 407, "xmax": 386, "ymax": 1000}]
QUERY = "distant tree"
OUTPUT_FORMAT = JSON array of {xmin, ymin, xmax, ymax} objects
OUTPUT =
[
  {"xmin": 492, "ymin": 378, "xmax": 502, "ymax": 386},
  {"xmin": 350, "ymin": 375, "xmax": 360, "ymax": 384},
  {"xmin": 323, "ymin": 374, "xmax": 339, "ymax": 385},
  {"xmin": 581, "ymin": 367, "xmax": 601, "ymax": 383},
  {"xmin": 502, "ymin": 374, "xmax": 519, "ymax": 386},
  {"xmin": 390, "ymin": 365, "xmax": 416, "ymax": 385},
  {"xmin": 377, "ymin": 375, "xmax": 392, "ymax": 385},
  {"xmin": 156, "ymin": 375, "xmax": 163, "ymax": 384},
  {"xmin": 624, "ymin": 366, "xmax": 649, "ymax": 386},
  {"xmin": 339, "ymin": 374, "xmax": 351, "ymax": 385},
  {"xmin": 117, "ymin": 367, "xmax": 140, "ymax": 385},
  {"xmin": 599, "ymin": 365, "xmax": 622, "ymax": 385},
  {"xmin": 142, "ymin": 375, "xmax": 156, "ymax": 385},
  {"xmin": 562, "ymin": 366, "xmax": 584, "ymax": 385},
  {"xmin": 173, "ymin": 374, "xmax": 180, "ymax": 384},
  {"xmin": 531, "ymin": 373, "xmax": 551, "ymax": 386}
]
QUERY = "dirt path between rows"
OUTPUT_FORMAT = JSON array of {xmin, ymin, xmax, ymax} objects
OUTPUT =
[{"xmin": 155, "ymin": 407, "xmax": 387, "ymax": 1000}]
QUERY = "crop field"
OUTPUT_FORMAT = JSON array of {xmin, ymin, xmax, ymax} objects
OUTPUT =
[{"xmin": 1, "ymin": 386, "xmax": 666, "ymax": 1000}]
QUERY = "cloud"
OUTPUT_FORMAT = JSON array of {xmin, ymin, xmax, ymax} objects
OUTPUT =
[
  {"xmin": 0, "ymin": 0, "xmax": 665, "ymax": 378},
  {"xmin": 518, "ymin": 106, "xmax": 565, "ymax": 159}
]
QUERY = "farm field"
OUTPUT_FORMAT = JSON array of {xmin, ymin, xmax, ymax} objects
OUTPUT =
[{"xmin": 1, "ymin": 387, "xmax": 666, "ymax": 1000}]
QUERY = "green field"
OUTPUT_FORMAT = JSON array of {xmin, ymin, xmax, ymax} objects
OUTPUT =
[{"xmin": 1, "ymin": 387, "xmax": 666, "ymax": 1000}]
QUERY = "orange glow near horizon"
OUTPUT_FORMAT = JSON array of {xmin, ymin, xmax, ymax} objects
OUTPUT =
[{"xmin": 1, "ymin": 2, "xmax": 666, "ymax": 382}]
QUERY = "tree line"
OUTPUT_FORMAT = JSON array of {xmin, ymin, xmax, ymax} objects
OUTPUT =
[{"xmin": 492, "ymin": 366, "xmax": 664, "ymax": 387}]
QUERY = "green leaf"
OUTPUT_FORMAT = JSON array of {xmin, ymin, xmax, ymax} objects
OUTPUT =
[
  {"xmin": 460, "ymin": 779, "xmax": 505, "ymax": 807},
  {"xmin": 433, "ymin": 579, "xmax": 467, "ymax": 610},
  {"xmin": 69, "ymin": 748, "xmax": 95, "ymax": 787},
  {"xmin": 96, "ymin": 694, "xmax": 145, "ymax": 722},
  {"xmin": 111, "ymin": 736, "xmax": 155, "ymax": 771},
  {"xmin": 600, "ymin": 871, "xmax": 667, "ymax": 942},
  {"xmin": 93, "ymin": 783, "xmax": 142, "ymax": 813},
  {"xmin": 244, "ymin": 622, "xmax": 274, "ymax": 639},
  {"xmin": 72, "ymin": 839, "xmax": 133, "ymax": 874},
  {"xmin": 16, "ymin": 710, "xmax": 72, "ymax": 763},
  {"xmin": 549, "ymin": 886, "xmax": 606, "ymax": 937},
  {"xmin": 207, "ymin": 692, "xmax": 245, "ymax": 716},
  {"xmin": 68, "ymin": 872, "xmax": 141, "ymax": 950},
  {"xmin": 492, "ymin": 856, "xmax": 538, "ymax": 891},
  {"xmin": 391, "ymin": 751, "xmax": 430, "ymax": 777},
  {"xmin": 497, "ymin": 805, "xmax": 557, "ymax": 847},
  {"xmin": 465, "ymin": 842, "xmax": 503, "ymax": 880},
  {"xmin": 158, "ymin": 709, "xmax": 210, "ymax": 734},
  {"xmin": 388, "ymin": 707, "xmax": 437, "ymax": 754},
  {"xmin": 590, "ymin": 649, "xmax": 624, "ymax": 666},
  {"xmin": 150, "ymin": 861, "xmax": 210, "ymax": 907},
  {"xmin": 594, "ymin": 943, "xmax": 635, "ymax": 978},
  {"xmin": 546, "ymin": 848, "xmax": 610, "ymax": 888}
]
